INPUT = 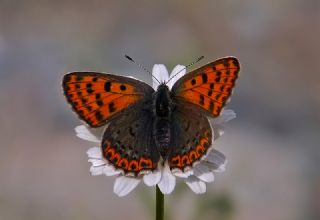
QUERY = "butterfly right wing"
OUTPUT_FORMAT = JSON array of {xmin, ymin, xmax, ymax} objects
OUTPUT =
[{"xmin": 101, "ymin": 102, "xmax": 160, "ymax": 176}]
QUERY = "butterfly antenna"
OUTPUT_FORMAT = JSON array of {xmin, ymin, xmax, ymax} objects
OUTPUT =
[
  {"xmin": 125, "ymin": 55, "xmax": 161, "ymax": 84},
  {"xmin": 166, "ymin": 55, "xmax": 204, "ymax": 85}
]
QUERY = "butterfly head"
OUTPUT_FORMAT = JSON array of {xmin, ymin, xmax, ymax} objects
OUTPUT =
[{"xmin": 156, "ymin": 82, "xmax": 169, "ymax": 90}]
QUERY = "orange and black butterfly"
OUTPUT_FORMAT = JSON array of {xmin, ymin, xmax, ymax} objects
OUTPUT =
[{"xmin": 62, "ymin": 57, "xmax": 240, "ymax": 176}]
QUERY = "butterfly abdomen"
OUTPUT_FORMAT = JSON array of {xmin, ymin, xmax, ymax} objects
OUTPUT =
[
  {"xmin": 153, "ymin": 84, "xmax": 173, "ymax": 159},
  {"xmin": 154, "ymin": 119, "xmax": 171, "ymax": 159}
]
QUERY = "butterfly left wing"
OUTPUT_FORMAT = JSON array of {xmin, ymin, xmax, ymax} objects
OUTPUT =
[
  {"xmin": 63, "ymin": 72, "xmax": 154, "ymax": 127},
  {"xmin": 102, "ymin": 102, "xmax": 160, "ymax": 176},
  {"xmin": 172, "ymin": 57, "xmax": 240, "ymax": 117}
]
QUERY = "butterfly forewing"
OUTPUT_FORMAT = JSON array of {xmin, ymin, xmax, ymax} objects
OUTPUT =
[
  {"xmin": 172, "ymin": 57, "xmax": 240, "ymax": 117},
  {"xmin": 63, "ymin": 72, "xmax": 154, "ymax": 127}
]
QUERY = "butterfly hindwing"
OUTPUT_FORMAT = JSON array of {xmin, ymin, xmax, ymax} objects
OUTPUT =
[
  {"xmin": 63, "ymin": 72, "xmax": 154, "ymax": 127},
  {"xmin": 172, "ymin": 57, "xmax": 240, "ymax": 117},
  {"xmin": 169, "ymin": 100, "xmax": 212, "ymax": 171},
  {"xmin": 101, "ymin": 103, "xmax": 160, "ymax": 176}
]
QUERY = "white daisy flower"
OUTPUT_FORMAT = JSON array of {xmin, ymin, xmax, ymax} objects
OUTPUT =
[{"xmin": 76, "ymin": 64, "xmax": 235, "ymax": 197}]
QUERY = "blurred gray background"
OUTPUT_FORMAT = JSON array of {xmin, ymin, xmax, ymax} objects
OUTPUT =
[{"xmin": 0, "ymin": 0, "xmax": 319, "ymax": 220}]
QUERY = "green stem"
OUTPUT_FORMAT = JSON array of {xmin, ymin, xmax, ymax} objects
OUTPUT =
[{"xmin": 156, "ymin": 185, "xmax": 164, "ymax": 220}]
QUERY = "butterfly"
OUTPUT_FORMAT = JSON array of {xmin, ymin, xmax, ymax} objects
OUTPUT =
[{"xmin": 62, "ymin": 57, "xmax": 240, "ymax": 176}]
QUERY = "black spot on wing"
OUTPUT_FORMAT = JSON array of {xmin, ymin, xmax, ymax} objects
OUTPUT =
[
  {"xmin": 104, "ymin": 81, "xmax": 111, "ymax": 92},
  {"xmin": 199, "ymin": 95, "xmax": 204, "ymax": 105},
  {"xmin": 87, "ymin": 88, "xmax": 94, "ymax": 94},
  {"xmin": 95, "ymin": 93, "xmax": 101, "ymax": 99},
  {"xmin": 97, "ymin": 100, "xmax": 103, "ymax": 106},
  {"xmin": 120, "ymin": 85, "xmax": 127, "ymax": 91},
  {"xmin": 201, "ymin": 73, "xmax": 208, "ymax": 83},
  {"xmin": 81, "ymin": 98, "xmax": 87, "ymax": 104},
  {"xmin": 209, "ymin": 100, "xmax": 214, "ymax": 111},
  {"xmin": 95, "ymin": 111, "xmax": 103, "ymax": 121},
  {"xmin": 76, "ymin": 76, "xmax": 83, "ymax": 81},
  {"xmin": 109, "ymin": 102, "xmax": 116, "ymax": 113}
]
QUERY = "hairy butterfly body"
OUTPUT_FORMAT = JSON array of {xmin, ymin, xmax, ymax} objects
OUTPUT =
[{"xmin": 62, "ymin": 57, "xmax": 240, "ymax": 176}]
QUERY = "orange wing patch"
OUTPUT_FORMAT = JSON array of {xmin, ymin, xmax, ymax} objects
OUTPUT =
[
  {"xmin": 63, "ymin": 72, "xmax": 145, "ymax": 127},
  {"xmin": 103, "ymin": 142, "xmax": 157, "ymax": 175},
  {"xmin": 173, "ymin": 57, "xmax": 240, "ymax": 117},
  {"xmin": 169, "ymin": 130, "xmax": 211, "ymax": 171}
]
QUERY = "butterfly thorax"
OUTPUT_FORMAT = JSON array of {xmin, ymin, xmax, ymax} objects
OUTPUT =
[{"xmin": 153, "ymin": 84, "xmax": 173, "ymax": 160}]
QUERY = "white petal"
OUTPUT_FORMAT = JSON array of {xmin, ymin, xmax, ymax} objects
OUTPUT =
[
  {"xmin": 152, "ymin": 64, "xmax": 169, "ymax": 89},
  {"xmin": 206, "ymin": 149, "xmax": 226, "ymax": 166},
  {"xmin": 86, "ymin": 147, "xmax": 102, "ymax": 159},
  {"xmin": 158, "ymin": 164, "xmax": 176, "ymax": 194},
  {"xmin": 103, "ymin": 165, "xmax": 121, "ymax": 176},
  {"xmin": 167, "ymin": 65, "xmax": 186, "ymax": 89},
  {"xmin": 173, "ymin": 172, "xmax": 189, "ymax": 178},
  {"xmin": 185, "ymin": 176, "xmax": 206, "ymax": 194},
  {"xmin": 215, "ymin": 161, "xmax": 227, "ymax": 173},
  {"xmin": 210, "ymin": 109, "xmax": 235, "ymax": 140},
  {"xmin": 88, "ymin": 158, "xmax": 105, "ymax": 167},
  {"xmin": 75, "ymin": 125, "xmax": 100, "ymax": 143},
  {"xmin": 212, "ymin": 109, "xmax": 236, "ymax": 125},
  {"xmin": 193, "ymin": 163, "xmax": 215, "ymax": 183},
  {"xmin": 89, "ymin": 165, "xmax": 104, "ymax": 176},
  {"xmin": 172, "ymin": 169, "xmax": 193, "ymax": 178},
  {"xmin": 205, "ymin": 149, "xmax": 227, "ymax": 172},
  {"xmin": 212, "ymin": 124, "xmax": 225, "ymax": 140},
  {"xmin": 113, "ymin": 176, "xmax": 141, "ymax": 197},
  {"xmin": 143, "ymin": 170, "xmax": 161, "ymax": 186}
]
